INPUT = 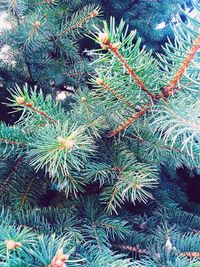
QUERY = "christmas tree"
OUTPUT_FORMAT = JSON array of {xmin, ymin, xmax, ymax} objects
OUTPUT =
[{"xmin": 0, "ymin": 0, "xmax": 200, "ymax": 266}]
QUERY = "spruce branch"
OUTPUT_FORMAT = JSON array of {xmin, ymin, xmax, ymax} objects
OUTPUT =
[
  {"xmin": 7, "ymin": 84, "xmax": 63, "ymax": 125},
  {"xmin": 0, "ymin": 158, "xmax": 23, "ymax": 193},
  {"xmin": 106, "ymin": 42, "xmax": 155, "ymax": 99},
  {"xmin": 108, "ymin": 106, "xmax": 148, "ymax": 137},
  {"xmin": 182, "ymin": 252, "xmax": 200, "ymax": 258},
  {"xmin": 28, "ymin": 235, "xmax": 77, "ymax": 266},
  {"xmin": 29, "ymin": 123, "xmax": 95, "ymax": 177},
  {"xmin": 0, "ymin": 1, "xmax": 200, "ymax": 265},
  {"xmin": 59, "ymin": 6, "xmax": 100, "ymax": 37},
  {"xmin": 3, "ymin": 0, "xmax": 27, "ymax": 18},
  {"xmin": 0, "ymin": 139, "xmax": 26, "ymax": 147},
  {"xmin": 0, "ymin": 123, "xmax": 29, "ymax": 157},
  {"xmin": 97, "ymin": 218, "xmax": 131, "ymax": 241},
  {"xmin": 149, "ymin": 99, "xmax": 200, "ymax": 158},
  {"xmin": 20, "ymin": 175, "xmax": 35, "ymax": 209},
  {"xmin": 15, "ymin": 96, "xmax": 58, "ymax": 124},
  {"xmin": 22, "ymin": 19, "xmax": 44, "ymax": 51},
  {"xmin": 113, "ymin": 244, "xmax": 148, "ymax": 255},
  {"xmin": 99, "ymin": 145, "xmax": 159, "ymax": 214},
  {"xmin": 32, "ymin": 0, "xmax": 57, "ymax": 6},
  {"xmin": 96, "ymin": 78, "xmax": 135, "ymax": 109},
  {"xmin": 114, "ymin": 244, "xmax": 200, "ymax": 259},
  {"xmin": 91, "ymin": 222, "xmax": 102, "ymax": 252},
  {"xmin": 163, "ymin": 35, "xmax": 200, "ymax": 97},
  {"xmin": 96, "ymin": 30, "xmax": 156, "ymax": 99},
  {"xmin": 26, "ymin": 105, "xmax": 58, "ymax": 124}
]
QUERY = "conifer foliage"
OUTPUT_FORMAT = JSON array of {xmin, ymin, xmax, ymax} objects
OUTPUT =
[
  {"xmin": 0, "ymin": 0, "xmax": 100, "ymax": 91},
  {"xmin": 0, "ymin": 0, "xmax": 200, "ymax": 266}
]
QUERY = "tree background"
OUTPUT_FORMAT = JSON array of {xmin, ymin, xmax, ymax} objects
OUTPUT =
[{"xmin": 0, "ymin": 0, "xmax": 200, "ymax": 265}]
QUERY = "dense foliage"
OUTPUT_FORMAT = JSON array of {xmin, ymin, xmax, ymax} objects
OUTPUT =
[
  {"xmin": 0, "ymin": 0, "xmax": 100, "ymax": 91},
  {"xmin": 88, "ymin": 0, "xmax": 191, "ymax": 51},
  {"xmin": 0, "ymin": 0, "xmax": 200, "ymax": 266}
]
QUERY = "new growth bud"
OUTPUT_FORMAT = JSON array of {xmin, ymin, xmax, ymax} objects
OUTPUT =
[
  {"xmin": 33, "ymin": 21, "xmax": 41, "ymax": 27},
  {"xmin": 16, "ymin": 96, "xmax": 26, "ymax": 106},
  {"xmin": 91, "ymin": 10, "xmax": 99, "ymax": 17},
  {"xmin": 96, "ymin": 78, "xmax": 104, "ymax": 85},
  {"xmin": 81, "ymin": 96, "xmax": 86, "ymax": 102},
  {"xmin": 112, "ymin": 42, "xmax": 121, "ymax": 51},
  {"xmin": 98, "ymin": 32, "xmax": 110, "ymax": 49},
  {"xmin": 5, "ymin": 240, "xmax": 22, "ymax": 250},
  {"xmin": 50, "ymin": 248, "xmax": 69, "ymax": 267},
  {"xmin": 57, "ymin": 137, "xmax": 75, "ymax": 149}
]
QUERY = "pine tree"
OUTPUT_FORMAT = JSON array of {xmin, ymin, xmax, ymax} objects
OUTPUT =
[{"xmin": 0, "ymin": 0, "xmax": 200, "ymax": 266}]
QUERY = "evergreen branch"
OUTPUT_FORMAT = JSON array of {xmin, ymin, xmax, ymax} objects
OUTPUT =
[
  {"xmin": 92, "ymin": 223, "xmax": 102, "ymax": 252},
  {"xmin": 65, "ymin": 72, "xmax": 96, "ymax": 77},
  {"xmin": 20, "ymin": 175, "xmax": 35, "ymax": 208},
  {"xmin": 182, "ymin": 252, "xmax": 200, "ymax": 258},
  {"xmin": 163, "ymin": 106, "xmax": 200, "ymax": 130},
  {"xmin": 97, "ymin": 217, "xmax": 131, "ymax": 241},
  {"xmin": 124, "ymin": 125, "xmax": 200, "ymax": 170},
  {"xmin": 29, "ymin": 123, "xmax": 95, "ymax": 177},
  {"xmin": 108, "ymin": 106, "xmax": 148, "ymax": 137},
  {"xmin": 96, "ymin": 78, "xmax": 135, "ymax": 109},
  {"xmin": 113, "ymin": 244, "xmax": 148, "ymax": 254},
  {"xmin": 82, "ymin": 246, "xmax": 133, "ymax": 266},
  {"xmin": 5, "ymin": 0, "xmax": 27, "ymax": 18},
  {"xmin": 8, "ymin": 84, "xmax": 64, "ymax": 125},
  {"xmin": 0, "ymin": 1, "xmax": 200, "ymax": 265},
  {"xmin": 56, "ymin": 171, "xmax": 86, "ymax": 197},
  {"xmin": 124, "ymin": 133, "xmax": 192, "ymax": 154},
  {"xmin": 107, "ymin": 42, "xmax": 155, "ymax": 98},
  {"xmin": 0, "ymin": 158, "xmax": 23, "ymax": 193},
  {"xmin": 173, "ymin": 232, "xmax": 200, "ymax": 259},
  {"xmin": 165, "ymin": 208, "xmax": 200, "ymax": 234},
  {"xmin": 11, "ymin": 0, "xmax": 17, "ymax": 10},
  {"xmin": 59, "ymin": 7, "xmax": 100, "ymax": 37},
  {"xmin": 23, "ymin": 103, "xmax": 58, "ymax": 125},
  {"xmin": 23, "ymin": 21, "xmax": 42, "ymax": 49},
  {"xmin": 0, "ymin": 139, "xmax": 26, "ymax": 147},
  {"xmin": 163, "ymin": 35, "xmax": 200, "ymax": 97},
  {"xmin": 106, "ymin": 174, "xmax": 124, "ymax": 214},
  {"xmin": 115, "ymin": 244, "xmax": 200, "ymax": 259},
  {"xmin": 97, "ymin": 33, "xmax": 156, "ymax": 99},
  {"xmin": 149, "ymin": 99, "xmax": 200, "ymax": 158},
  {"xmin": 0, "ymin": 123, "xmax": 30, "ymax": 158},
  {"xmin": 100, "ymin": 145, "xmax": 158, "ymax": 214},
  {"xmin": 32, "ymin": 0, "xmax": 56, "ymax": 5}
]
